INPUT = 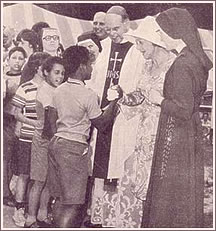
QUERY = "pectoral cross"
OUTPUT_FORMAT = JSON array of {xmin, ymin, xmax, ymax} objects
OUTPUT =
[{"xmin": 110, "ymin": 52, "xmax": 122, "ymax": 71}]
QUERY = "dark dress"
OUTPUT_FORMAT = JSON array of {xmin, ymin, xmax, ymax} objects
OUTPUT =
[{"xmin": 142, "ymin": 47, "xmax": 208, "ymax": 228}]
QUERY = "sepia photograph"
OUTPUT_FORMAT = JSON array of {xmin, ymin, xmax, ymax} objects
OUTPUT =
[{"xmin": 1, "ymin": 1, "xmax": 214, "ymax": 229}]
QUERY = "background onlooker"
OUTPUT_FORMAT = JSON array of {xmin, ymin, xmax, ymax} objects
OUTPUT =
[
  {"xmin": 3, "ymin": 46, "xmax": 27, "ymax": 208},
  {"xmin": 92, "ymin": 11, "xmax": 107, "ymax": 41}
]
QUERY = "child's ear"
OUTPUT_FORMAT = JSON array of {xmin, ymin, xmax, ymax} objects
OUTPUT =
[
  {"xmin": 44, "ymin": 69, "xmax": 49, "ymax": 77},
  {"xmin": 79, "ymin": 63, "xmax": 86, "ymax": 71}
]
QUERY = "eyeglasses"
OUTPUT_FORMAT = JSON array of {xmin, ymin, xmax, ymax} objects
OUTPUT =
[
  {"xmin": 93, "ymin": 21, "xmax": 105, "ymax": 26},
  {"xmin": 43, "ymin": 35, "xmax": 60, "ymax": 41}
]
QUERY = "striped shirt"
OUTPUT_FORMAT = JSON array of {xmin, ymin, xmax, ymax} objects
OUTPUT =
[{"xmin": 12, "ymin": 80, "xmax": 38, "ymax": 142}]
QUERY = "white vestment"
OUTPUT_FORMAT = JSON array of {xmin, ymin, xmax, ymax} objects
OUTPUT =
[{"xmin": 86, "ymin": 37, "xmax": 143, "ymax": 179}]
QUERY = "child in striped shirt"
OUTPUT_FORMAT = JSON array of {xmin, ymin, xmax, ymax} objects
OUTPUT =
[{"xmin": 11, "ymin": 52, "xmax": 50, "ymax": 227}]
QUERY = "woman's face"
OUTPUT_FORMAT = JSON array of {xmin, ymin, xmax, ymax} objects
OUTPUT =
[
  {"xmin": 136, "ymin": 38, "xmax": 155, "ymax": 59},
  {"xmin": 157, "ymin": 28, "xmax": 176, "ymax": 51},
  {"xmin": 42, "ymin": 29, "xmax": 60, "ymax": 53}
]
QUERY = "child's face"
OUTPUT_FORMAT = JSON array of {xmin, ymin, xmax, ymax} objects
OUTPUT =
[
  {"xmin": 8, "ymin": 51, "xmax": 25, "ymax": 73},
  {"xmin": 18, "ymin": 39, "xmax": 33, "ymax": 57},
  {"xmin": 46, "ymin": 63, "xmax": 65, "ymax": 87}
]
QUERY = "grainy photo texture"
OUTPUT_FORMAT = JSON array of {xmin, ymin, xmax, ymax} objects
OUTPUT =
[{"xmin": 1, "ymin": 1, "xmax": 214, "ymax": 229}]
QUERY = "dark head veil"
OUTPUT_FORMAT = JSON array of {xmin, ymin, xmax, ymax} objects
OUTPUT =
[{"xmin": 156, "ymin": 8, "xmax": 212, "ymax": 72}]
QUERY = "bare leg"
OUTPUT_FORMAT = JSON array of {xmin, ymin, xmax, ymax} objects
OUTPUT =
[
  {"xmin": 37, "ymin": 184, "xmax": 50, "ymax": 221},
  {"xmin": 25, "ymin": 180, "xmax": 44, "ymax": 225},
  {"xmin": 15, "ymin": 174, "xmax": 29, "ymax": 203}
]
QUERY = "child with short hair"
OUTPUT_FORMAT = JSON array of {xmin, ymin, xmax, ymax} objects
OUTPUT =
[
  {"xmin": 24, "ymin": 56, "xmax": 65, "ymax": 228},
  {"xmin": 46, "ymin": 46, "xmax": 122, "ymax": 228},
  {"xmin": 11, "ymin": 52, "xmax": 50, "ymax": 227},
  {"xmin": 16, "ymin": 29, "xmax": 39, "ymax": 57},
  {"xmin": 3, "ymin": 46, "xmax": 27, "ymax": 207},
  {"xmin": 4, "ymin": 47, "xmax": 27, "ymax": 104},
  {"xmin": 15, "ymin": 29, "xmax": 40, "ymax": 85}
]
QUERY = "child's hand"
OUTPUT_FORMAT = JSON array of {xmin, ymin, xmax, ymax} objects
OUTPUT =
[
  {"xmin": 33, "ymin": 120, "xmax": 42, "ymax": 128},
  {"xmin": 107, "ymin": 85, "xmax": 123, "ymax": 101}
]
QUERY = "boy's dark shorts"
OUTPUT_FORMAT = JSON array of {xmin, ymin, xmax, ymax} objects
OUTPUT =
[
  {"xmin": 47, "ymin": 136, "xmax": 89, "ymax": 205},
  {"xmin": 16, "ymin": 140, "xmax": 32, "ymax": 175}
]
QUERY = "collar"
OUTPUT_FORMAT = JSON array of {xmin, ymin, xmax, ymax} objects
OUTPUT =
[
  {"xmin": 120, "ymin": 38, "xmax": 128, "ymax": 44},
  {"xmin": 176, "ymin": 46, "xmax": 188, "ymax": 58},
  {"xmin": 67, "ymin": 78, "xmax": 85, "ymax": 86},
  {"xmin": 42, "ymin": 80, "xmax": 55, "ymax": 89},
  {"xmin": 6, "ymin": 71, "xmax": 22, "ymax": 76},
  {"xmin": 175, "ymin": 40, "xmax": 187, "ymax": 54}
]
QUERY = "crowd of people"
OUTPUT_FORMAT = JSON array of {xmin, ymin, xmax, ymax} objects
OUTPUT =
[{"xmin": 3, "ymin": 5, "xmax": 213, "ymax": 228}]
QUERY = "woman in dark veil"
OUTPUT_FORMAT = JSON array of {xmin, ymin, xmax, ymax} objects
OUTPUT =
[{"xmin": 141, "ymin": 8, "xmax": 212, "ymax": 228}]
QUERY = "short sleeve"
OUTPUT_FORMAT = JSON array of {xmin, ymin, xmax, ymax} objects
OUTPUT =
[
  {"xmin": 37, "ymin": 84, "xmax": 54, "ymax": 108},
  {"xmin": 86, "ymin": 90, "xmax": 102, "ymax": 119},
  {"xmin": 11, "ymin": 86, "xmax": 26, "ymax": 109},
  {"xmin": 49, "ymin": 89, "xmax": 57, "ymax": 109}
]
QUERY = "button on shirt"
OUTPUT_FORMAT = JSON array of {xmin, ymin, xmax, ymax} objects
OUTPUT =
[{"xmin": 52, "ymin": 79, "xmax": 102, "ymax": 144}]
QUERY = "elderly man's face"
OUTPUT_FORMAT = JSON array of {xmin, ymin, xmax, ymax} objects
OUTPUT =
[
  {"xmin": 93, "ymin": 13, "xmax": 107, "ymax": 39},
  {"xmin": 105, "ymin": 14, "xmax": 126, "ymax": 44}
]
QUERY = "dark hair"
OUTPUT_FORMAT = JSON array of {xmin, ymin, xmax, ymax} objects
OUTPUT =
[
  {"xmin": 57, "ymin": 43, "xmax": 65, "ymax": 57},
  {"xmin": 31, "ymin": 22, "xmax": 50, "ymax": 34},
  {"xmin": 62, "ymin": 45, "xmax": 90, "ymax": 78},
  {"xmin": 32, "ymin": 22, "xmax": 50, "ymax": 51},
  {"xmin": 16, "ymin": 29, "xmax": 39, "ymax": 52},
  {"xmin": 8, "ymin": 46, "xmax": 27, "ymax": 59},
  {"xmin": 41, "ymin": 56, "xmax": 64, "ymax": 77},
  {"xmin": 27, "ymin": 52, "xmax": 51, "ymax": 77}
]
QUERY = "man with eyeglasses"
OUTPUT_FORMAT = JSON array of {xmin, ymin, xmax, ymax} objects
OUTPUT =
[{"xmin": 41, "ymin": 28, "xmax": 61, "ymax": 57}]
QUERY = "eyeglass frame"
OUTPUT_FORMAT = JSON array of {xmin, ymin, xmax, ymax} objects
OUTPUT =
[{"xmin": 43, "ymin": 35, "xmax": 60, "ymax": 41}]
